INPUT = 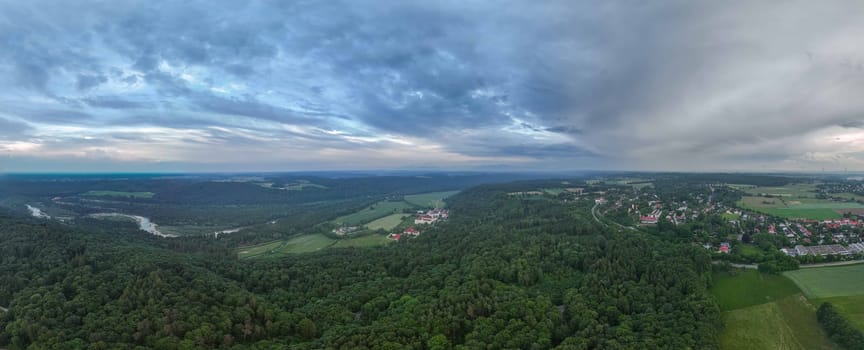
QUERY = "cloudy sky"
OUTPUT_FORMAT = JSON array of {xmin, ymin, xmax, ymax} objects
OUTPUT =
[{"xmin": 1, "ymin": 0, "xmax": 864, "ymax": 172}]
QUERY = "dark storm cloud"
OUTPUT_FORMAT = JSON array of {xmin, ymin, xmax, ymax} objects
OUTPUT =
[{"xmin": 2, "ymin": 0, "xmax": 864, "ymax": 171}]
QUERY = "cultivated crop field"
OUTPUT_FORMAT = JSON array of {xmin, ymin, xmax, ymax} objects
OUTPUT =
[
  {"xmin": 331, "ymin": 200, "xmax": 415, "ymax": 226},
  {"xmin": 331, "ymin": 234, "xmax": 391, "ymax": 248},
  {"xmin": 711, "ymin": 270, "xmax": 801, "ymax": 310},
  {"xmin": 720, "ymin": 295, "xmax": 835, "ymax": 350},
  {"xmin": 784, "ymin": 264, "xmax": 864, "ymax": 299},
  {"xmin": 365, "ymin": 213, "xmax": 409, "ymax": 230},
  {"xmin": 404, "ymin": 191, "xmax": 458, "ymax": 208},
  {"xmin": 711, "ymin": 269, "xmax": 836, "ymax": 350},
  {"xmin": 734, "ymin": 183, "xmax": 863, "ymax": 219},
  {"xmin": 785, "ymin": 264, "xmax": 864, "ymax": 332}
]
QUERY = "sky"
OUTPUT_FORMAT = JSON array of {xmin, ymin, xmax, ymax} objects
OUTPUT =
[{"xmin": 2, "ymin": 0, "xmax": 864, "ymax": 173}]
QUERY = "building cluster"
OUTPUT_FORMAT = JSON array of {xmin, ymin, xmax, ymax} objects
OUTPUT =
[
  {"xmin": 414, "ymin": 208, "xmax": 450, "ymax": 224},
  {"xmin": 333, "ymin": 226, "xmax": 360, "ymax": 236},
  {"xmin": 782, "ymin": 243, "xmax": 864, "ymax": 257},
  {"xmin": 389, "ymin": 227, "xmax": 422, "ymax": 241}
]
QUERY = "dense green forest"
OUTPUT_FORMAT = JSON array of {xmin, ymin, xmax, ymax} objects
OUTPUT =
[{"xmin": 0, "ymin": 180, "xmax": 722, "ymax": 349}]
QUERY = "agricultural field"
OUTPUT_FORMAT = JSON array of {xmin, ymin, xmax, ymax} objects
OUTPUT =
[
  {"xmin": 711, "ymin": 269, "xmax": 801, "ymax": 310},
  {"xmin": 331, "ymin": 200, "xmax": 415, "ymax": 226},
  {"xmin": 733, "ymin": 183, "xmax": 864, "ymax": 219},
  {"xmin": 735, "ymin": 183, "xmax": 820, "ymax": 198},
  {"xmin": 404, "ymin": 191, "xmax": 458, "ymax": 208},
  {"xmin": 720, "ymin": 295, "xmax": 835, "ymax": 350},
  {"xmin": 785, "ymin": 264, "xmax": 864, "ymax": 332},
  {"xmin": 365, "ymin": 213, "xmax": 409, "ymax": 230},
  {"xmin": 237, "ymin": 240, "xmax": 286, "ymax": 259},
  {"xmin": 784, "ymin": 264, "xmax": 864, "ymax": 299},
  {"xmin": 331, "ymin": 234, "xmax": 392, "ymax": 248},
  {"xmin": 237, "ymin": 234, "xmax": 337, "ymax": 258},
  {"xmin": 82, "ymin": 190, "xmax": 155, "ymax": 199},
  {"xmin": 737, "ymin": 196, "xmax": 862, "ymax": 220},
  {"xmin": 711, "ymin": 269, "xmax": 836, "ymax": 349}
]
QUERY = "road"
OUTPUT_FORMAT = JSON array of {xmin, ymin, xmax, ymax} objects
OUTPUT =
[
  {"xmin": 0, "ymin": 305, "xmax": 7, "ymax": 313},
  {"xmin": 713, "ymin": 259, "xmax": 864, "ymax": 270},
  {"xmin": 799, "ymin": 260, "xmax": 864, "ymax": 269},
  {"xmin": 591, "ymin": 202, "xmax": 605, "ymax": 226}
]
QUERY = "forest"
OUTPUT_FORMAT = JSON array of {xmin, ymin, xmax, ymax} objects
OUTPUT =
[{"xmin": 0, "ymin": 179, "xmax": 724, "ymax": 349}]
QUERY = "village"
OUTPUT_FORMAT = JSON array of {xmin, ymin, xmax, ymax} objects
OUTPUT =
[
  {"xmin": 588, "ymin": 180, "xmax": 864, "ymax": 261},
  {"xmin": 387, "ymin": 208, "xmax": 450, "ymax": 240}
]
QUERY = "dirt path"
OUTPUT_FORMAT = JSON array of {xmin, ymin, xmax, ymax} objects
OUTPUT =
[{"xmin": 0, "ymin": 305, "xmax": 7, "ymax": 313}]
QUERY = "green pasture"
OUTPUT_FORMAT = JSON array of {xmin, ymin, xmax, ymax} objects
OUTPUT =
[
  {"xmin": 365, "ymin": 213, "xmax": 409, "ymax": 230},
  {"xmin": 404, "ymin": 191, "xmax": 458, "ymax": 208}
]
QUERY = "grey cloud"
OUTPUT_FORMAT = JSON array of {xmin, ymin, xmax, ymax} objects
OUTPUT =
[
  {"xmin": 76, "ymin": 74, "xmax": 108, "ymax": 91},
  {"xmin": 3, "ymin": 0, "xmax": 864, "ymax": 171}
]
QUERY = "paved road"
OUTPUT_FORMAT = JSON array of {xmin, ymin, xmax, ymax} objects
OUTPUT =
[
  {"xmin": 713, "ymin": 260, "xmax": 864, "ymax": 270},
  {"xmin": 591, "ymin": 202, "xmax": 605, "ymax": 226},
  {"xmin": 799, "ymin": 260, "xmax": 864, "ymax": 269},
  {"xmin": 0, "ymin": 305, "xmax": 7, "ymax": 313}
]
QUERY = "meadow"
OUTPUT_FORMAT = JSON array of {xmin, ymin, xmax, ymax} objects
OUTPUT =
[
  {"xmin": 404, "ymin": 190, "xmax": 458, "ymax": 208},
  {"xmin": 711, "ymin": 269, "xmax": 836, "ymax": 349},
  {"xmin": 331, "ymin": 200, "xmax": 415, "ymax": 226},
  {"xmin": 365, "ymin": 213, "xmax": 409, "ymax": 230},
  {"xmin": 711, "ymin": 269, "xmax": 801, "ymax": 311},
  {"xmin": 733, "ymin": 183, "xmax": 864, "ymax": 219},
  {"xmin": 720, "ymin": 295, "xmax": 835, "ymax": 350},
  {"xmin": 784, "ymin": 264, "xmax": 864, "ymax": 299},
  {"xmin": 331, "ymin": 234, "xmax": 392, "ymax": 248},
  {"xmin": 784, "ymin": 264, "xmax": 864, "ymax": 332}
]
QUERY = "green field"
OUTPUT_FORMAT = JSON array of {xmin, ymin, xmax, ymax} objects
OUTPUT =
[
  {"xmin": 404, "ymin": 191, "xmax": 458, "ymax": 208},
  {"xmin": 721, "ymin": 212, "xmax": 740, "ymax": 221},
  {"xmin": 711, "ymin": 270, "xmax": 801, "ymax": 311},
  {"xmin": 720, "ymin": 295, "xmax": 835, "ymax": 350},
  {"xmin": 737, "ymin": 195, "xmax": 862, "ymax": 220},
  {"xmin": 83, "ymin": 190, "xmax": 155, "ymax": 199},
  {"xmin": 331, "ymin": 234, "xmax": 392, "ymax": 248},
  {"xmin": 785, "ymin": 264, "xmax": 864, "ymax": 333},
  {"xmin": 237, "ymin": 240, "xmax": 286, "ymax": 259},
  {"xmin": 332, "ymin": 200, "xmax": 415, "ymax": 226},
  {"xmin": 238, "ymin": 234, "xmax": 336, "ymax": 258},
  {"xmin": 784, "ymin": 264, "xmax": 864, "ymax": 299},
  {"xmin": 365, "ymin": 213, "xmax": 409, "ymax": 230},
  {"xmin": 711, "ymin": 270, "xmax": 837, "ymax": 349}
]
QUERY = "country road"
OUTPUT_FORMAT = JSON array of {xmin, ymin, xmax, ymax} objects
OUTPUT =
[
  {"xmin": 714, "ymin": 260, "xmax": 864, "ymax": 270},
  {"xmin": 0, "ymin": 305, "xmax": 7, "ymax": 313},
  {"xmin": 799, "ymin": 260, "xmax": 864, "ymax": 269}
]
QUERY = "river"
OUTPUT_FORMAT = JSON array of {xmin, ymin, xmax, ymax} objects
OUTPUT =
[
  {"xmin": 88, "ymin": 213, "xmax": 177, "ymax": 238},
  {"xmin": 26, "ymin": 205, "xmax": 50, "ymax": 219}
]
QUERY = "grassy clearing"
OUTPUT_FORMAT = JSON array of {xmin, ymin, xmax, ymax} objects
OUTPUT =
[
  {"xmin": 710, "ymin": 269, "xmax": 801, "ymax": 311},
  {"xmin": 331, "ymin": 234, "xmax": 392, "ymax": 248},
  {"xmin": 332, "ymin": 200, "xmax": 415, "ymax": 226},
  {"xmin": 784, "ymin": 264, "xmax": 864, "ymax": 299},
  {"xmin": 276, "ymin": 234, "xmax": 335, "ymax": 254},
  {"xmin": 83, "ymin": 190, "xmax": 154, "ymax": 199},
  {"xmin": 237, "ymin": 241, "xmax": 285, "ymax": 259},
  {"xmin": 721, "ymin": 212, "xmax": 740, "ymax": 221},
  {"xmin": 719, "ymin": 295, "xmax": 836, "ymax": 350},
  {"xmin": 404, "ymin": 191, "xmax": 458, "ymax": 208},
  {"xmin": 365, "ymin": 213, "xmax": 409, "ymax": 231},
  {"xmin": 542, "ymin": 188, "xmax": 566, "ymax": 195}
]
